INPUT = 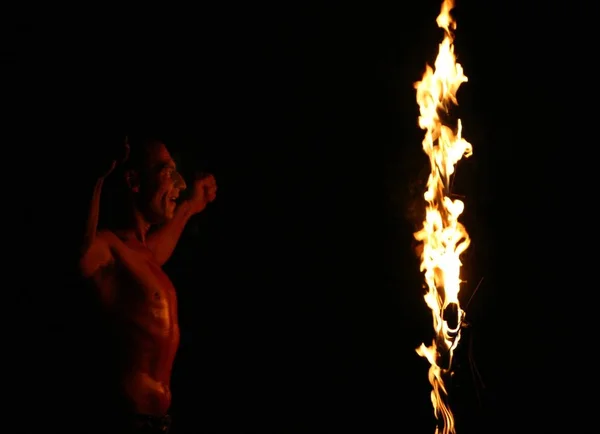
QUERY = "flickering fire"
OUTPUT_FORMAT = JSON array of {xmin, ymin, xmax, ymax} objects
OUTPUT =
[{"xmin": 413, "ymin": 1, "xmax": 472, "ymax": 433}]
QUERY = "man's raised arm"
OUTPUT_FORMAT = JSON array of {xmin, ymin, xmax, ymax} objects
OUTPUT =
[
  {"xmin": 146, "ymin": 200, "xmax": 195, "ymax": 266},
  {"xmin": 147, "ymin": 174, "xmax": 217, "ymax": 266},
  {"xmin": 79, "ymin": 141, "xmax": 129, "ymax": 278},
  {"xmin": 79, "ymin": 174, "xmax": 114, "ymax": 277}
]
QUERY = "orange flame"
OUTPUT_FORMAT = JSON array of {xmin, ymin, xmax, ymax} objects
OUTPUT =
[{"xmin": 413, "ymin": 1, "xmax": 472, "ymax": 433}]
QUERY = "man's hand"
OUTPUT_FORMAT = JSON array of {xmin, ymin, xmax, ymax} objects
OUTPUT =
[
  {"xmin": 146, "ymin": 172, "xmax": 217, "ymax": 265},
  {"xmin": 188, "ymin": 173, "xmax": 217, "ymax": 214},
  {"xmin": 101, "ymin": 138, "xmax": 130, "ymax": 179}
]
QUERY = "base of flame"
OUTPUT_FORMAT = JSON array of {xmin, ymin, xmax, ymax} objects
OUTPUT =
[
  {"xmin": 416, "ymin": 300, "xmax": 464, "ymax": 433},
  {"xmin": 416, "ymin": 337, "xmax": 459, "ymax": 434}
]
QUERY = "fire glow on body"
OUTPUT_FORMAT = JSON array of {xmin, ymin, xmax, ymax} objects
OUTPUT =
[{"xmin": 413, "ymin": 1, "xmax": 472, "ymax": 433}]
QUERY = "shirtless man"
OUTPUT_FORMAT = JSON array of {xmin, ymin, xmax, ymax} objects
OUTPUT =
[{"xmin": 79, "ymin": 138, "xmax": 217, "ymax": 433}]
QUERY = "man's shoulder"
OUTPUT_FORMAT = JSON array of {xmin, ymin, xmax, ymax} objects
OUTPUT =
[
  {"xmin": 80, "ymin": 230, "xmax": 120, "ymax": 278},
  {"xmin": 89, "ymin": 230, "xmax": 123, "ymax": 255},
  {"xmin": 95, "ymin": 229, "xmax": 130, "ymax": 250}
]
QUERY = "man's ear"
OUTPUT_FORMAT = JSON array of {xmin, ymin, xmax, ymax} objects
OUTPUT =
[{"xmin": 125, "ymin": 169, "xmax": 140, "ymax": 193}]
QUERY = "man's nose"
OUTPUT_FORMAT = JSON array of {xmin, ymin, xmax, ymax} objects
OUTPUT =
[{"xmin": 172, "ymin": 171, "xmax": 187, "ymax": 190}]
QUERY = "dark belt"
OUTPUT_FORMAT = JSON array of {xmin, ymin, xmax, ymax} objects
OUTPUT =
[{"xmin": 130, "ymin": 413, "xmax": 172, "ymax": 433}]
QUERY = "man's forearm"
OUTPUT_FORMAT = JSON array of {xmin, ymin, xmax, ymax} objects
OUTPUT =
[
  {"xmin": 82, "ymin": 177, "xmax": 105, "ymax": 254},
  {"xmin": 147, "ymin": 200, "xmax": 195, "ymax": 266}
]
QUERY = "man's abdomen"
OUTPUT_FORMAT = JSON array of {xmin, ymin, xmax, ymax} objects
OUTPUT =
[
  {"xmin": 121, "ymin": 370, "xmax": 173, "ymax": 415},
  {"xmin": 119, "ymin": 309, "xmax": 180, "ymax": 415}
]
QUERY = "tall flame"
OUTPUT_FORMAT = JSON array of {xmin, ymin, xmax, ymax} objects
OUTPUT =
[{"xmin": 413, "ymin": 1, "xmax": 472, "ymax": 433}]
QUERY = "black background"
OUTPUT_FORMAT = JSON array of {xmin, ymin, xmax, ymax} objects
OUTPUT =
[{"xmin": 8, "ymin": 0, "xmax": 597, "ymax": 432}]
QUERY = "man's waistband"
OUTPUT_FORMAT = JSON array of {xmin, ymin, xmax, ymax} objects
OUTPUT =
[{"xmin": 130, "ymin": 413, "xmax": 171, "ymax": 433}]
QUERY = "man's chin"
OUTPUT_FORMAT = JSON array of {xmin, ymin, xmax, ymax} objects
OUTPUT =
[
  {"xmin": 162, "ymin": 207, "xmax": 176, "ymax": 222},
  {"xmin": 146, "ymin": 211, "xmax": 173, "ymax": 225},
  {"xmin": 154, "ymin": 212, "xmax": 174, "ymax": 224},
  {"xmin": 165, "ymin": 204, "xmax": 177, "ymax": 220}
]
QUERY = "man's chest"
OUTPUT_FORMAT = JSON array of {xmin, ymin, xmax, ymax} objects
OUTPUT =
[{"xmin": 115, "ymin": 245, "xmax": 179, "ymax": 319}]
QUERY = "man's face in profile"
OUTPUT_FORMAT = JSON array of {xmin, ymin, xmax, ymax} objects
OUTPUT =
[{"xmin": 137, "ymin": 143, "xmax": 187, "ymax": 224}]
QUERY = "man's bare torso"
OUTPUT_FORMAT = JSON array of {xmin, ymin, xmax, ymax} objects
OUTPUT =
[{"xmin": 92, "ymin": 230, "xmax": 180, "ymax": 416}]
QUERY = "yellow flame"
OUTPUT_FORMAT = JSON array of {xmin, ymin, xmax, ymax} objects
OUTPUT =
[{"xmin": 413, "ymin": 1, "xmax": 472, "ymax": 433}]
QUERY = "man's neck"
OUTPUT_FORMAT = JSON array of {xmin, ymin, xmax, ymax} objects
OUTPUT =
[{"xmin": 119, "ymin": 208, "xmax": 152, "ymax": 245}]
